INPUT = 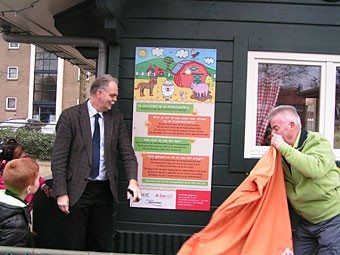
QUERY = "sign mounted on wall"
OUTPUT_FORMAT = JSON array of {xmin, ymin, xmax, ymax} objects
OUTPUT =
[{"xmin": 131, "ymin": 46, "xmax": 217, "ymax": 211}]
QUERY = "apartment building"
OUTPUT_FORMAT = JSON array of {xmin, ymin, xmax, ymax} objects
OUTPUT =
[{"xmin": 0, "ymin": 37, "xmax": 93, "ymax": 123}]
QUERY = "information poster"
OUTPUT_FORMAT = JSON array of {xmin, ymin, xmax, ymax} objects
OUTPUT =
[{"xmin": 131, "ymin": 47, "xmax": 217, "ymax": 211}]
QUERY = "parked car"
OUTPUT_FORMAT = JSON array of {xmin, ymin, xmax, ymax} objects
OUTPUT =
[
  {"xmin": 0, "ymin": 118, "xmax": 45, "ymax": 131},
  {"xmin": 40, "ymin": 122, "xmax": 56, "ymax": 134}
]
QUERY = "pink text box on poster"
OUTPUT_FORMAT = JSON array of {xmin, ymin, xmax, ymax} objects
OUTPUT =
[{"xmin": 176, "ymin": 190, "xmax": 211, "ymax": 211}]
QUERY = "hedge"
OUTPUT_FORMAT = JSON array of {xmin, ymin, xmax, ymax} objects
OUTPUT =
[{"xmin": 0, "ymin": 129, "xmax": 56, "ymax": 161}]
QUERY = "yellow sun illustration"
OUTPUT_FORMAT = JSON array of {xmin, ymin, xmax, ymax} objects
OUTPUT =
[{"xmin": 138, "ymin": 49, "xmax": 147, "ymax": 57}]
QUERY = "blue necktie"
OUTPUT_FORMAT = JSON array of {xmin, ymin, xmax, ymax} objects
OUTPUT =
[{"xmin": 90, "ymin": 113, "xmax": 100, "ymax": 179}]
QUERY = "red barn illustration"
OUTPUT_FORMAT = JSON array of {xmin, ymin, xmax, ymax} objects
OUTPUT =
[{"xmin": 171, "ymin": 60, "xmax": 211, "ymax": 88}]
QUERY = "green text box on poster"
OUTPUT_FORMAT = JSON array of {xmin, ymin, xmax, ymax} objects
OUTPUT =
[
  {"xmin": 142, "ymin": 179, "xmax": 208, "ymax": 186},
  {"xmin": 134, "ymin": 137, "xmax": 191, "ymax": 154},
  {"xmin": 136, "ymin": 102, "xmax": 193, "ymax": 114}
]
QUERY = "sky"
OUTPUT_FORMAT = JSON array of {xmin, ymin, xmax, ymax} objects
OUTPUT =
[{"xmin": 135, "ymin": 47, "xmax": 217, "ymax": 71}]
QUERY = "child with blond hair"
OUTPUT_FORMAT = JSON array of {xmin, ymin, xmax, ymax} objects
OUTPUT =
[{"xmin": 0, "ymin": 158, "xmax": 40, "ymax": 247}]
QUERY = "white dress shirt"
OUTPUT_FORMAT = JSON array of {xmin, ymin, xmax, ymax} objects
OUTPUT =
[{"xmin": 87, "ymin": 100, "xmax": 107, "ymax": 181}]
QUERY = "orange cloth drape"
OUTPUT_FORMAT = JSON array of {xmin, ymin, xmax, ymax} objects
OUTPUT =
[{"xmin": 177, "ymin": 146, "xmax": 293, "ymax": 255}]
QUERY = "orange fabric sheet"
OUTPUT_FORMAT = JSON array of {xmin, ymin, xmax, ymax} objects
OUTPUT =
[{"xmin": 177, "ymin": 146, "xmax": 293, "ymax": 255}]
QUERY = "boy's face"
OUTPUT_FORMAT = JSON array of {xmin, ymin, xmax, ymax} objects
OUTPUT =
[{"xmin": 29, "ymin": 175, "xmax": 40, "ymax": 194}]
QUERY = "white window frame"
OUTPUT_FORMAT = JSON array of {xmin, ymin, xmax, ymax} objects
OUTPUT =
[
  {"xmin": 8, "ymin": 42, "xmax": 19, "ymax": 49},
  {"xmin": 6, "ymin": 97, "xmax": 17, "ymax": 111},
  {"xmin": 7, "ymin": 66, "xmax": 18, "ymax": 80},
  {"xmin": 245, "ymin": 51, "xmax": 340, "ymax": 160}
]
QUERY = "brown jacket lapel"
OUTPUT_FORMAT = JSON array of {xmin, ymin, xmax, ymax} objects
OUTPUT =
[{"xmin": 79, "ymin": 102, "xmax": 92, "ymax": 163}]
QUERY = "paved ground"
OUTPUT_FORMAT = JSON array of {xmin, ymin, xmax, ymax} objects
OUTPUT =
[{"xmin": 37, "ymin": 161, "xmax": 52, "ymax": 179}]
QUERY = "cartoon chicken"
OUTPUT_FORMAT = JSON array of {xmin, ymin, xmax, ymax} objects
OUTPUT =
[{"xmin": 191, "ymin": 49, "xmax": 200, "ymax": 60}]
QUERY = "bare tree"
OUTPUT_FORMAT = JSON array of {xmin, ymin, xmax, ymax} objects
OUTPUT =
[{"xmin": 258, "ymin": 63, "xmax": 320, "ymax": 90}]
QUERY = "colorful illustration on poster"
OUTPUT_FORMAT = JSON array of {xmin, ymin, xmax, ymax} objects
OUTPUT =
[{"xmin": 132, "ymin": 47, "xmax": 217, "ymax": 211}]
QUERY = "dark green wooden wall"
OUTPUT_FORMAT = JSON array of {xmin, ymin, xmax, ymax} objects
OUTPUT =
[
  {"xmin": 112, "ymin": 1, "xmax": 340, "ymax": 253},
  {"xmin": 114, "ymin": 1, "xmax": 243, "ymax": 237}
]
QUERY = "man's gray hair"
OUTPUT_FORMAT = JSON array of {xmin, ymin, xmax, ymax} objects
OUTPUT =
[
  {"xmin": 90, "ymin": 74, "xmax": 118, "ymax": 96},
  {"xmin": 268, "ymin": 105, "xmax": 301, "ymax": 129}
]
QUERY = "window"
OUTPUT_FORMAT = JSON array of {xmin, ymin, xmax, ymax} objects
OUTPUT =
[
  {"xmin": 6, "ymin": 97, "xmax": 17, "ymax": 111},
  {"xmin": 7, "ymin": 66, "xmax": 18, "ymax": 80},
  {"xmin": 33, "ymin": 46, "xmax": 57, "ymax": 123},
  {"xmin": 245, "ymin": 51, "xmax": 340, "ymax": 160},
  {"xmin": 35, "ymin": 46, "xmax": 57, "ymax": 71},
  {"xmin": 8, "ymin": 42, "xmax": 19, "ymax": 49}
]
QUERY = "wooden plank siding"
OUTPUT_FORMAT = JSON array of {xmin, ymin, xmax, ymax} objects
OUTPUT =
[
  {"xmin": 112, "ymin": 0, "xmax": 340, "ymax": 246},
  {"xmin": 115, "ymin": 4, "xmax": 242, "ymax": 242}
]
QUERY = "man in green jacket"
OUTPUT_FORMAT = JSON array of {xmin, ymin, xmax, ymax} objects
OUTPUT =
[{"xmin": 268, "ymin": 105, "xmax": 340, "ymax": 255}]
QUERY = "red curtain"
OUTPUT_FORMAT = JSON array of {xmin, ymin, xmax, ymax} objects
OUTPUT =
[
  {"xmin": 177, "ymin": 146, "xmax": 293, "ymax": 255},
  {"xmin": 256, "ymin": 78, "xmax": 280, "ymax": 145}
]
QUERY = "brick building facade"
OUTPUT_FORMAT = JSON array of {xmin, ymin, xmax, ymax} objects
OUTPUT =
[{"xmin": 0, "ymin": 37, "xmax": 93, "ymax": 123}]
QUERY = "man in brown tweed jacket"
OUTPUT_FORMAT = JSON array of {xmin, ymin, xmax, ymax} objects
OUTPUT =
[{"xmin": 51, "ymin": 74, "xmax": 141, "ymax": 252}]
